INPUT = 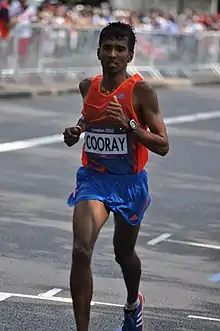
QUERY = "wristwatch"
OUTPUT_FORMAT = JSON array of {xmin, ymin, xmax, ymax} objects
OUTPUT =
[
  {"xmin": 128, "ymin": 119, "xmax": 138, "ymax": 131},
  {"xmin": 75, "ymin": 125, "xmax": 83, "ymax": 134}
]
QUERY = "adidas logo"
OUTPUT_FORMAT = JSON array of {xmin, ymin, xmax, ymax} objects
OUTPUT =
[
  {"xmin": 117, "ymin": 93, "xmax": 124, "ymax": 99},
  {"xmin": 136, "ymin": 310, "xmax": 142, "ymax": 328}
]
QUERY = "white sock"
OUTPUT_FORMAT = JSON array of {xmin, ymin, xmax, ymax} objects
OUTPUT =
[{"xmin": 125, "ymin": 298, "xmax": 140, "ymax": 311}]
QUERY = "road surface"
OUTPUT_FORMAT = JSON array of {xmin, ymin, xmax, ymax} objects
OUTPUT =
[{"xmin": 0, "ymin": 86, "xmax": 220, "ymax": 330}]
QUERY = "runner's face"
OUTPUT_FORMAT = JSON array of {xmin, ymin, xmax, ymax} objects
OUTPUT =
[{"xmin": 98, "ymin": 38, "xmax": 132, "ymax": 73}]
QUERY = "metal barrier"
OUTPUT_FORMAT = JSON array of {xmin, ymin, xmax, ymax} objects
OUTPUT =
[
  {"xmin": 1, "ymin": 24, "xmax": 220, "ymax": 86},
  {"xmin": 0, "ymin": 25, "xmax": 101, "ymax": 85},
  {"xmin": 133, "ymin": 31, "xmax": 220, "ymax": 78}
]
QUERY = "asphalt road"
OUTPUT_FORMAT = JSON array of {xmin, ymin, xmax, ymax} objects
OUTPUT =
[{"xmin": 0, "ymin": 85, "xmax": 220, "ymax": 331}]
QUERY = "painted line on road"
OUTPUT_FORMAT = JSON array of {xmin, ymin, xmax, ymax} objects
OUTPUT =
[
  {"xmin": 164, "ymin": 110, "xmax": 220, "ymax": 125},
  {"xmin": 0, "ymin": 291, "xmax": 72, "ymax": 304},
  {"xmin": 166, "ymin": 239, "xmax": 220, "ymax": 250},
  {"xmin": 188, "ymin": 315, "xmax": 220, "ymax": 322},
  {"xmin": 1, "ymin": 110, "xmax": 220, "ymax": 152},
  {"xmin": 90, "ymin": 300, "xmax": 124, "ymax": 307},
  {"xmin": 1, "ymin": 290, "xmax": 220, "ymax": 322},
  {"xmin": 147, "ymin": 233, "xmax": 172, "ymax": 245},
  {"xmin": 0, "ymin": 291, "xmax": 124, "ymax": 307},
  {"xmin": 37, "ymin": 288, "xmax": 62, "ymax": 297},
  {"xmin": 0, "ymin": 293, "xmax": 12, "ymax": 302},
  {"xmin": 209, "ymin": 273, "xmax": 220, "ymax": 282},
  {"xmin": 0, "ymin": 134, "xmax": 62, "ymax": 152}
]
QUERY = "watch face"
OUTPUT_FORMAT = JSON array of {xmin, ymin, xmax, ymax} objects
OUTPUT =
[{"xmin": 130, "ymin": 119, "xmax": 138, "ymax": 130}]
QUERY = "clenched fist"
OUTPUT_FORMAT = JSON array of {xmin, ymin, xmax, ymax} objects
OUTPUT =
[{"xmin": 63, "ymin": 126, "xmax": 82, "ymax": 147}]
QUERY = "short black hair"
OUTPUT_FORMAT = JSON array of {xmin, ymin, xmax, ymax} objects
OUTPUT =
[{"xmin": 99, "ymin": 21, "xmax": 136, "ymax": 53}]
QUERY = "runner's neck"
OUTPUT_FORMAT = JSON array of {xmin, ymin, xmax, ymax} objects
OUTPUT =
[{"xmin": 101, "ymin": 72, "xmax": 130, "ymax": 94}]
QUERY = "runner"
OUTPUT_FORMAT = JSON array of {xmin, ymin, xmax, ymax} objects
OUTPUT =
[{"xmin": 63, "ymin": 21, "xmax": 169, "ymax": 331}]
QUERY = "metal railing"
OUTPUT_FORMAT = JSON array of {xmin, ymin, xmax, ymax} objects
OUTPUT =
[
  {"xmin": 133, "ymin": 30, "xmax": 220, "ymax": 78},
  {"xmin": 1, "ymin": 24, "xmax": 220, "ymax": 86}
]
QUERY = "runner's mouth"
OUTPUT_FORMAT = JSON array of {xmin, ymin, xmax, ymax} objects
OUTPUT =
[{"xmin": 107, "ymin": 61, "xmax": 118, "ymax": 67}]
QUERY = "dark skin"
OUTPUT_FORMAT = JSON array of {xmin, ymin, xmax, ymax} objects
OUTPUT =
[
  {"xmin": 64, "ymin": 37, "xmax": 169, "ymax": 331},
  {"xmin": 64, "ymin": 41, "xmax": 169, "ymax": 155}
]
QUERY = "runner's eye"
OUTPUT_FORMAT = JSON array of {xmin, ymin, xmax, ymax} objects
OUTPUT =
[{"xmin": 116, "ymin": 46, "xmax": 126, "ymax": 52}]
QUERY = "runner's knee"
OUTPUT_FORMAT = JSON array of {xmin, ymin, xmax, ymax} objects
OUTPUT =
[
  {"xmin": 72, "ymin": 244, "xmax": 92, "ymax": 267},
  {"xmin": 114, "ymin": 249, "xmax": 134, "ymax": 267}
]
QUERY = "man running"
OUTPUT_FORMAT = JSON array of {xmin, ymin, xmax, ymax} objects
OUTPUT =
[{"xmin": 63, "ymin": 22, "xmax": 169, "ymax": 331}]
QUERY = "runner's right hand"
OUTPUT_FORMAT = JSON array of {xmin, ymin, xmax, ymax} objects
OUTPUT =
[{"xmin": 63, "ymin": 127, "xmax": 82, "ymax": 147}]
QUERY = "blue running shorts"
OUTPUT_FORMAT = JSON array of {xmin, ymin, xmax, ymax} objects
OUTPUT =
[{"xmin": 67, "ymin": 166, "xmax": 151, "ymax": 226}]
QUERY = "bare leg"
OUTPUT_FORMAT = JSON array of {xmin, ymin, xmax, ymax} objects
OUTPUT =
[
  {"xmin": 70, "ymin": 200, "xmax": 109, "ymax": 331},
  {"xmin": 113, "ymin": 213, "xmax": 141, "ymax": 304}
]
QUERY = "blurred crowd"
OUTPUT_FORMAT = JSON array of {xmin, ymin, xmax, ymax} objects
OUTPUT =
[
  {"xmin": 1, "ymin": 0, "xmax": 220, "ymax": 40},
  {"xmin": 37, "ymin": 1, "xmax": 220, "ymax": 33}
]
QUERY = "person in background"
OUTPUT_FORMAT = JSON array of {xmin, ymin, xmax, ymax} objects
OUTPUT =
[
  {"xmin": 10, "ymin": 0, "xmax": 37, "ymax": 57},
  {"xmin": 166, "ymin": 15, "xmax": 180, "ymax": 34},
  {"xmin": 0, "ymin": 0, "xmax": 10, "ymax": 39}
]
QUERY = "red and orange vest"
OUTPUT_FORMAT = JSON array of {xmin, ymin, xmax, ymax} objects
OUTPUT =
[{"xmin": 81, "ymin": 73, "xmax": 149, "ymax": 174}]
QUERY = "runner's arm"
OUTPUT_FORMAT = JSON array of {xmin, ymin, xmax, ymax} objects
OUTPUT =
[
  {"xmin": 75, "ymin": 78, "xmax": 92, "ymax": 132},
  {"xmin": 63, "ymin": 78, "xmax": 91, "ymax": 146},
  {"xmin": 132, "ymin": 81, "xmax": 169, "ymax": 156}
]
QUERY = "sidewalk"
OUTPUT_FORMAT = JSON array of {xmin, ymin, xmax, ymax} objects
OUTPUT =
[{"xmin": 1, "ymin": 75, "xmax": 220, "ymax": 99}]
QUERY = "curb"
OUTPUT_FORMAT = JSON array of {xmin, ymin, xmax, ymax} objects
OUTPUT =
[
  {"xmin": 0, "ymin": 79, "xmax": 220, "ymax": 99},
  {"xmin": 0, "ymin": 82, "xmax": 189, "ymax": 99},
  {"xmin": 0, "ymin": 86, "xmax": 80, "ymax": 98},
  {"xmin": 0, "ymin": 85, "xmax": 80, "ymax": 98},
  {"xmin": 36, "ymin": 87, "xmax": 79, "ymax": 96},
  {"xmin": 149, "ymin": 82, "xmax": 192, "ymax": 89},
  {"xmin": 191, "ymin": 80, "xmax": 220, "ymax": 86},
  {"xmin": 0, "ymin": 90, "xmax": 33, "ymax": 99}
]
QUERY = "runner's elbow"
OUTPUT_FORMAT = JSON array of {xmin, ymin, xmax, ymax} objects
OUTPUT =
[{"xmin": 159, "ymin": 140, "xmax": 169, "ymax": 156}]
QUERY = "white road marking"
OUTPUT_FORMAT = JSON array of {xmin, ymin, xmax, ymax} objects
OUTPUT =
[
  {"xmin": 0, "ymin": 291, "xmax": 124, "ymax": 307},
  {"xmin": 0, "ymin": 134, "xmax": 62, "ymax": 152},
  {"xmin": 0, "ymin": 291, "xmax": 72, "ymax": 304},
  {"xmin": 164, "ymin": 110, "xmax": 220, "ymax": 125},
  {"xmin": 0, "ymin": 110, "xmax": 220, "ymax": 152},
  {"xmin": 166, "ymin": 239, "xmax": 220, "ymax": 250},
  {"xmin": 147, "ymin": 233, "xmax": 172, "ymax": 245},
  {"xmin": 90, "ymin": 301, "xmax": 124, "ymax": 307},
  {"xmin": 37, "ymin": 288, "xmax": 62, "ymax": 297},
  {"xmin": 188, "ymin": 315, "xmax": 220, "ymax": 322},
  {"xmin": 1, "ymin": 290, "xmax": 220, "ymax": 322},
  {"xmin": 0, "ymin": 293, "xmax": 12, "ymax": 302}
]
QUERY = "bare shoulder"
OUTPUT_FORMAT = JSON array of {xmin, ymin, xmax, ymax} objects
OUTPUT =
[
  {"xmin": 134, "ymin": 80, "xmax": 158, "ymax": 99},
  {"xmin": 79, "ymin": 77, "xmax": 92, "ymax": 99},
  {"xmin": 134, "ymin": 79, "xmax": 159, "ymax": 112}
]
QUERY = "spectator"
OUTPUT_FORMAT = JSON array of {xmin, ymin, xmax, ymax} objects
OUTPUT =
[
  {"xmin": 10, "ymin": 0, "xmax": 37, "ymax": 57},
  {"xmin": 1, "ymin": 1, "xmax": 220, "ymax": 33},
  {"xmin": 0, "ymin": 0, "xmax": 10, "ymax": 39},
  {"xmin": 166, "ymin": 15, "xmax": 180, "ymax": 34},
  {"xmin": 9, "ymin": 0, "xmax": 24, "ymax": 18}
]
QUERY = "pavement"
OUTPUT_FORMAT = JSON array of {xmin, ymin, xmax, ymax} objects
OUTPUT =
[
  {"xmin": 1, "ymin": 72, "xmax": 220, "ymax": 99},
  {"xmin": 0, "ymin": 87, "xmax": 220, "ymax": 330}
]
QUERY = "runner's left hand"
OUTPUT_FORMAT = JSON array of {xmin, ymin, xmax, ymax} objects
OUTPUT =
[{"xmin": 106, "ymin": 97, "xmax": 130, "ymax": 130}]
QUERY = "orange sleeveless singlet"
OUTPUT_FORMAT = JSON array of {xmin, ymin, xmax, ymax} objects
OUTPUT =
[{"xmin": 80, "ymin": 73, "xmax": 149, "ymax": 174}]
